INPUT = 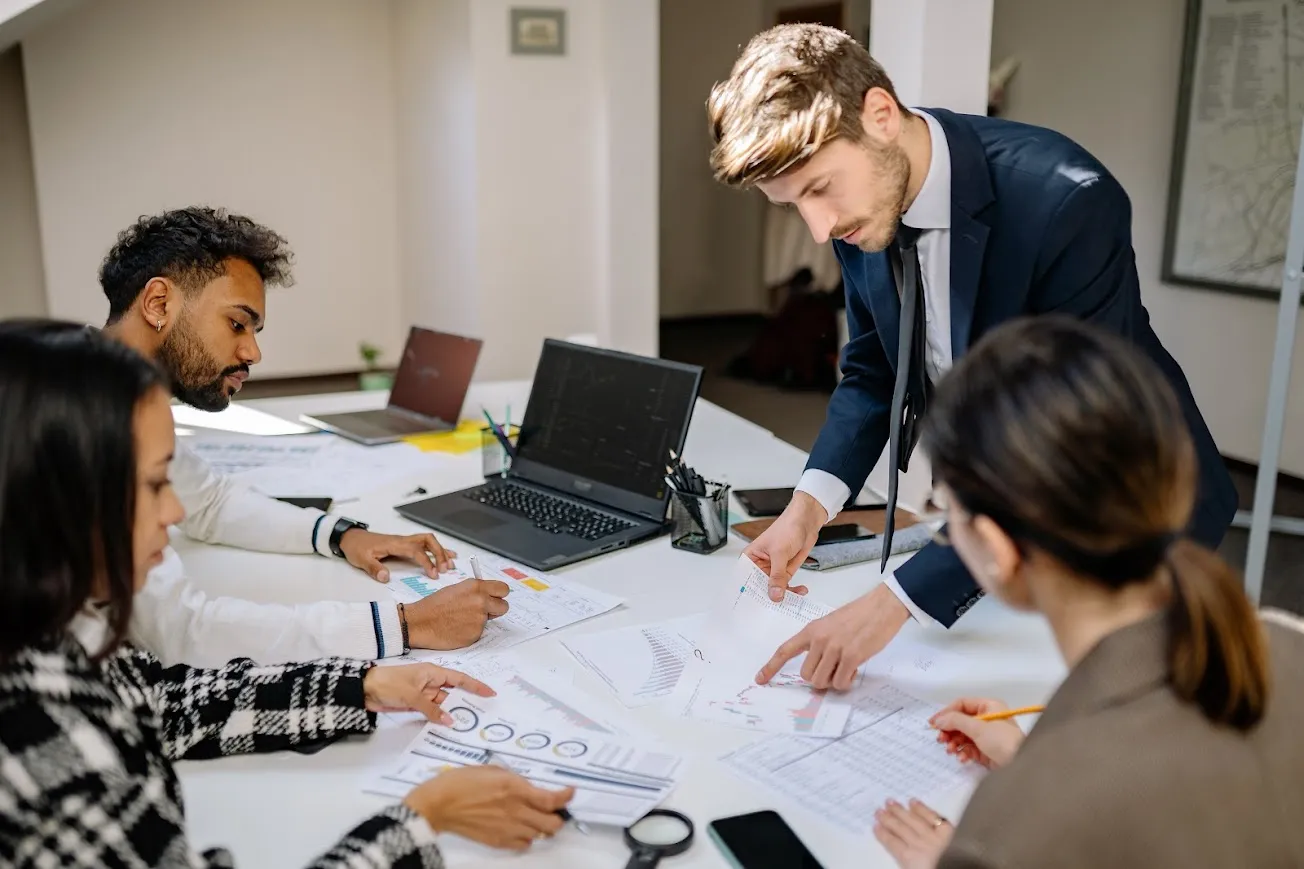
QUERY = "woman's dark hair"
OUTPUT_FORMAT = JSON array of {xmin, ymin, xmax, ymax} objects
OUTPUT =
[
  {"xmin": 0, "ymin": 320, "xmax": 167, "ymax": 662},
  {"xmin": 923, "ymin": 316, "xmax": 1268, "ymax": 730}
]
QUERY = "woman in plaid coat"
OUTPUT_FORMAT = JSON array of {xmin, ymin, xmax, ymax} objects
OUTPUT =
[{"xmin": 0, "ymin": 322, "xmax": 573, "ymax": 867}]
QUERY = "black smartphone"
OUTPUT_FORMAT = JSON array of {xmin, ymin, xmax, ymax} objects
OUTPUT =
[
  {"xmin": 274, "ymin": 496, "xmax": 334, "ymax": 512},
  {"xmin": 734, "ymin": 487, "xmax": 797, "ymax": 517},
  {"xmin": 708, "ymin": 810, "xmax": 824, "ymax": 869},
  {"xmin": 735, "ymin": 486, "xmax": 887, "ymax": 517},
  {"xmin": 815, "ymin": 523, "xmax": 877, "ymax": 545}
]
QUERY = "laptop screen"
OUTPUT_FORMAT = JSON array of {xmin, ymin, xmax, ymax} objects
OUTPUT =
[
  {"xmin": 388, "ymin": 327, "xmax": 483, "ymax": 423},
  {"xmin": 514, "ymin": 341, "xmax": 701, "ymax": 508}
]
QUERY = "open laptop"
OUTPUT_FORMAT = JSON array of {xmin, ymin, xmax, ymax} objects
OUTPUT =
[
  {"xmin": 397, "ymin": 340, "xmax": 703, "ymax": 570},
  {"xmin": 302, "ymin": 327, "xmax": 482, "ymax": 445}
]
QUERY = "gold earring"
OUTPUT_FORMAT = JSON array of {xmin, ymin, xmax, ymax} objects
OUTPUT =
[{"xmin": 156, "ymin": 320, "xmax": 164, "ymax": 332}]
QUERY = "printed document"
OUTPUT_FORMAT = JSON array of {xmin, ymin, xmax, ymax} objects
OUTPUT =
[
  {"xmin": 388, "ymin": 553, "xmax": 623, "ymax": 660},
  {"xmin": 562, "ymin": 614, "xmax": 706, "ymax": 708},
  {"xmin": 721, "ymin": 668, "xmax": 981, "ymax": 833},
  {"xmin": 669, "ymin": 555, "xmax": 852, "ymax": 737},
  {"xmin": 367, "ymin": 670, "xmax": 682, "ymax": 826}
]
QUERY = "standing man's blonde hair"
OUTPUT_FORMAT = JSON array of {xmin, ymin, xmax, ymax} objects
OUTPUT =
[{"xmin": 707, "ymin": 24, "xmax": 909, "ymax": 188}]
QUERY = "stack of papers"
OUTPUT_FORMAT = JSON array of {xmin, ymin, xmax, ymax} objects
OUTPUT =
[
  {"xmin": 184, "ymin": 433, "xmax": 440, "ymax": 500},
  {"xmin": 668, "ymin": 555, "xmax": 853, "ymax": 737},
  {"xmin": 367, "ymin": 660, "xmax": 682, "ymax": 826},
  {"xmin": 721, "ymin": 680, "xmax": 981, "ymax": 834}
]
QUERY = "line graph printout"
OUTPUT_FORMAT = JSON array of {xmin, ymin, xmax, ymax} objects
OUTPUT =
[
  {"xmin": 388, "ymin": 553, "xmax": 623, "ymax": 659},
  {"xmin": 669, "ymin": 555, "xmax": 851, "ymax": 737},
  {"xmin": 367, "ymin": 688, "xmax": 683, "ymax": 826},
  {"xmin": 562, "ymin": 614, "xmax": 706, "ymax": 707},
  {"xmin": 721, "ymin": 684, "xmax": 983, "ymax": 835}
]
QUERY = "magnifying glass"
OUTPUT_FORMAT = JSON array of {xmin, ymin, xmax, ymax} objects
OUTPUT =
[{"xmin": 623, "ymin": 809, "xmax": 694, "ymax": 868}]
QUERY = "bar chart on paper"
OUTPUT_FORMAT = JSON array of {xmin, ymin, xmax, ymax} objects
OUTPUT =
[{"xmin": 389, "ymin": 554, "xmax": 623, "ymax": 659}]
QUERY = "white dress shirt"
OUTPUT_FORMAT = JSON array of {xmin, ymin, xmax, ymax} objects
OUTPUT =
[
  {"xmin": 796, "ymin": 109, "xmax": 954, "ymax": 626},
  {"xmin": 129, "ymin": 440, "xmax": 406, "ymax": 667}
]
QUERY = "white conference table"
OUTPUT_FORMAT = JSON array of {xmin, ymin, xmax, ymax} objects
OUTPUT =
[{"xmin": 174, "ymin": 381, "xmax": 1066, "ymax": 869}]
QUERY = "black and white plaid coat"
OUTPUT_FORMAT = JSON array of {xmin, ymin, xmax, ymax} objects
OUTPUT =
[{"xmin": 0, "ymin": 634, "xmax": 445, "ymax": 868}]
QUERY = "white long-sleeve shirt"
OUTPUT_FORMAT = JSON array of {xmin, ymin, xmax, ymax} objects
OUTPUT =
[{"xmin": 129, "ymin": 440, "xmax": 405, "ymax": 668}]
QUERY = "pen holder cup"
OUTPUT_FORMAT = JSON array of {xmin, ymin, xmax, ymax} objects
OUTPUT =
[
  {"xmin": 480, "ymin": 426, "xmax": 519, "ymax": 479},
  {"xmin": 669, "ymin": 482, "xmax": 731, "ymax": 554}
]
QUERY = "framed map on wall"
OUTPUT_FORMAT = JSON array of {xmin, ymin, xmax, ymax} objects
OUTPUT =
[{"xmin": 1164, "ymin": 0, "xmax": 1304, "ymax": 299}]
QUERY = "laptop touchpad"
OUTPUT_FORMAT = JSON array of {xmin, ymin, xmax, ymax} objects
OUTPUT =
[{"xmin": 447, "ymin": 509, "xmax": 507, "ymax": 531}]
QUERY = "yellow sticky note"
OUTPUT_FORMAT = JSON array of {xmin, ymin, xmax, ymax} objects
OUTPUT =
[
  {"xmin": 522, "ymin": 578, "xmax": 550, "ymax": 591},
  {"xmin": 402, "ymin": 419, "xmax": 485, "ymax": 454}
]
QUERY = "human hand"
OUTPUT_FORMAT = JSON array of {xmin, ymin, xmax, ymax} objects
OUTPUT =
[
  {"xmin": 339, "ymin": 530, "xmax": 456, "ymax": 584},
  {"xmin": 404, "ymin": 578, "xmax": 511, "ymax": 650},
  {"xmin": 755, "ymin": 583, "xmax": 909, "ymax": 690},
  {"xmin": 743, "ymin": 491, "xmax": 827, "ymax": 601},
  {"xmin": 873, "ymin": 798, "xmax": 953, "ymax": 869},
  {"xmin": 929, "ymin": 697, "xmax": 1025, "ymax": 769},
  {"xmin": 362, "ymin": 663, "xmax": 494, "ymax": 724},
  {"xmin": 404, "ymin": 766, "xmax": 576, "ymax": 851}
]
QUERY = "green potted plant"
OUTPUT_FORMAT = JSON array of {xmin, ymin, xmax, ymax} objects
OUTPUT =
[{"xmin": 358, "ymin": 341, "xmax": 394, "ymax": 392}]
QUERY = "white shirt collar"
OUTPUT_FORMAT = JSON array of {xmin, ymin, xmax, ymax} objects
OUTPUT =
[{"xmin": 902, "ymin": 109, "xmax": 951, "ymax": 231}]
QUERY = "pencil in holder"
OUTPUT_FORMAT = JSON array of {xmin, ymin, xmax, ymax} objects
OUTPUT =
[
  {"xmin": 480, "ymin": 426, "xmax": 518, "ymax": 479},
  {"xmin": 670, "ymin": 482, "xmax": 731, "ymax": 554}
]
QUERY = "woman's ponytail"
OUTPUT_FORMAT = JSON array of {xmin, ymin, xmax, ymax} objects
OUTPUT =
[{"xmin": 1165, "ymin": 539, "xmax": 1269, "ymax": 730}]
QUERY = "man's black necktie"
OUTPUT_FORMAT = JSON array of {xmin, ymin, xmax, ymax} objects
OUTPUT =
[{"xmin": 881, "ymin": 224, "xmax": 929, "ymax": 572}]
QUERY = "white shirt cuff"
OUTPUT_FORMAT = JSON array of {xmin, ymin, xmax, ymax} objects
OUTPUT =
[
  {"xmin": 375, "ymin": 601, "xmax": 406, "ymax": 658},
  {"xmin": 311, "ymin": 512, "xmax": 347, "ymax": 557},
  {"xmin": 884, "ymin": 573, "xmax": 940, "ymax": 628},
  {"xmin": 796, "ymin": 469, "xmax": 851, "ymax": 523}
]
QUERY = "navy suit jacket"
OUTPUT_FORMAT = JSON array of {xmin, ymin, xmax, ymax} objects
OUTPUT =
[{"xmin": 808, "ymin": 108, "xmax": 1239, "ymax": 627}]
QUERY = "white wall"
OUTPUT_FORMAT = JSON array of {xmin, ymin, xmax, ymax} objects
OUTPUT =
[
  {"xmin": 18, "ymin": 0, "xmax": 659, "ymax": 381},
  {"xmin": 392, "ymin": 0, "xmax": 480, "ymax": 343},
  {"xmin": 0, "ymin": 45, "xmax": 46, "ymax": 318},
  {"xmin": 469, "ymin": 0, "xmax": 603, "ymax": 379},
  {"xmin": 22, "ymin": 0, "xmax": 406, "ymax": 378},
  {"xmin": 991, "ymin": 0, "xmax": 1304, "ymax": 474},
  {"xmin": 393, "ymin": 0, "xmax": 658, "ymax": 380}
]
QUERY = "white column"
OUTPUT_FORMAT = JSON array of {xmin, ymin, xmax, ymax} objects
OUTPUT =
[
  {"xmin": 870, "ymin": 0, "xmax": 993, "ymax": 114},
  {"xmin": 596, "ymin": 0, "xmax": 659, "ymax": 357}
]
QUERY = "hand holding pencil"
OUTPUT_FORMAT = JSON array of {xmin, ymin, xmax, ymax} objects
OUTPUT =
[{"xmin": 928, "ymin": 697, "xmax": 1028, "ymax": 770}]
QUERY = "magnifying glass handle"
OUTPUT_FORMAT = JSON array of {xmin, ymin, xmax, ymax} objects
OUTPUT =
[{"xmin": 624, "ymin": 848, "xmax": 663, "ymax": 869}]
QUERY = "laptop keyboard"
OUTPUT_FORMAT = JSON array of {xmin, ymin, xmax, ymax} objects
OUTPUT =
[{"xmin": 464, "ymin": 482, "xmax": 634, "ymax": 541}]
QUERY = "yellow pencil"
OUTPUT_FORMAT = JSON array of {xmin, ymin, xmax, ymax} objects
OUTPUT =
[{"xmin": 976, "ymin": 705, "xmax": 1045, "ymax": 722}]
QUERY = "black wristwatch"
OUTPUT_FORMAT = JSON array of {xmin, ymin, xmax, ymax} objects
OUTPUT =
[{"xmin": 328, "ymin": 517, "xmax": 369, "ymax": 558}]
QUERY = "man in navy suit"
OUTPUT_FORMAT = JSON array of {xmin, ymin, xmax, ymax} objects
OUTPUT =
[{"xmin": 707, "ymin": 24, "xmax": 1238, "ymax": 690}]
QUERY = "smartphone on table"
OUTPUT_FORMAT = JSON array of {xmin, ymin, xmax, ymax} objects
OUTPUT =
[
  {"xmin": 814, "ymin": 523, "xmax": 877, "ymax": 545},
  {"xmin": 708, "ymin": 810, "xmax": 825, "ymax": 869},
  {"xmin": 734, "ymin": 486, "xmax": 886, "ymax": 517}
]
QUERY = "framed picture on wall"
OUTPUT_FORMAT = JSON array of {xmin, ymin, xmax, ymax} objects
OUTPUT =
[{"xmin": 1163, "ymin": 0, "xmax": 1304, "ymax": 300}]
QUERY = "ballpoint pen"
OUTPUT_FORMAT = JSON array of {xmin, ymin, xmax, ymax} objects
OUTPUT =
[
  {"xmin": 483, "ymin": 752, "xmax": 590, "ymax": 835},
  {"xmin": 469, "ymin": 554, "xmax": 483, "ymax": 580}
]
